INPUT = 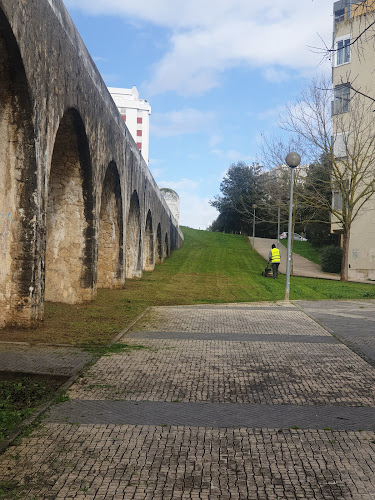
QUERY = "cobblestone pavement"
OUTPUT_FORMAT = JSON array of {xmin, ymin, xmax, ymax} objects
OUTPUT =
[
  {"xmin": 296, "ymin": 300, "xmax": 375, "ymax": 365},
  {"xmin": 0, "ymin": 343, "xmax": 92, "ymax": 377},
  {"xmin": 0, "ymin": 302, "xmax": 374, "ymax": 499}
]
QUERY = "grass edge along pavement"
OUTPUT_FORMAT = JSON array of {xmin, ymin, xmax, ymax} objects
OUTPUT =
[
  {"xmin": 1, "ymin": 226, "xmax": 375, "ymax": 346},
  {"xmin": 0, "ymin": 375, "xmax": 73, "ymax": 455},
  {"xmin": 0, "ymin": 341, "xmax": 155, "ymax": 454},
  {"xmin": 0, "ymin": 302, "xmax": 153, "ymax": 452},
  {"xmin": 280, "ymin": 239, "xmax": 322, "ymax": 266}
]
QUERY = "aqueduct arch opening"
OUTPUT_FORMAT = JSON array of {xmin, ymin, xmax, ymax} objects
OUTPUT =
[
  {"xmin": 45, "ymin": 108, "xmax": 95, "ymax": 304},
  {"xmin": 170, "ymin": 216, "xmax": 177, "ymax": 253},
  {"xmin": 156, "ymin": 223, "xmax": 163, "ymax": 263},
  {"xmin": 0, "ymin": 9, "xmax": 38, "ymax": 326},
  {"xmin": 143, "ymin": 210, "xmax": 155, "ymax": 272},
  {"xmin": 126, "ymin": 190, "xmax": 142, "ymax": 278},
  {"xmin": 97, "ymin": 162, "xmax": 124, "ymax": 288},
  {"xmin": 164, "ymin": 233, "xmax": 169, "ymax": 259}
]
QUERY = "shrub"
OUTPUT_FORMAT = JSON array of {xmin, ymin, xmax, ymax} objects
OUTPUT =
[{"xmin": 320, "ymin": 246, "xmax": 342, "ymax": 273}]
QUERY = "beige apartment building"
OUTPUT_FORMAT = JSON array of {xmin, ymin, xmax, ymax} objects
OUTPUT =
[{"xmin": 332, "ymin": 0, "xmax": 375, "ymax": 281}]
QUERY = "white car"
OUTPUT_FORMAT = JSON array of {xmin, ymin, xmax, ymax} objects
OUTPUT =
[{"xmin": 280, "ymin": 232, "xmax": 307, "ymax": 241}]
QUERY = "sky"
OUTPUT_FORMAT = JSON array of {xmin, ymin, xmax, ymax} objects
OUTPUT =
[{"xmin": 64, "ymin": 0, "xmax": 333, "ymax": 229}]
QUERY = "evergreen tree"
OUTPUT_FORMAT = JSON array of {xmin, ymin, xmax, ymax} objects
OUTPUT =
[{"xmin": 209, "ymin": 162, "xmax": 263, "ymax": 234}]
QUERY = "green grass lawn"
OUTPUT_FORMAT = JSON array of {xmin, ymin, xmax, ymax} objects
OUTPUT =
[
  {"xmin": 1, "ymin": 226, "xmax": 374, "ymax": 345},
  {"xmin": 280, "ymin": 239, "xmax": 322, "ymax": 265}
]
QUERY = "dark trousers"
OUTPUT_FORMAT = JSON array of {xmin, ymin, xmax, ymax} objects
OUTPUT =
[{"xmin": 272, "ymin": 263, "xmax": 279, "ymax": 279}]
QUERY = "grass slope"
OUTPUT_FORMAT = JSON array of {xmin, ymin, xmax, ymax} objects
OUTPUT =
[
  {"xmin": 1, "ymin": 226, "xmax": 374, "ymax": 345},
  {"xmin": 280, "ymin": 239, "xmax": 322, "ymax": 265}
]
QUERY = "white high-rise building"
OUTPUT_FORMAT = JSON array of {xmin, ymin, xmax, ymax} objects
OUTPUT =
[{"xmin": 108, "ymin": 86, "xmax": 151, "ymax": 164}]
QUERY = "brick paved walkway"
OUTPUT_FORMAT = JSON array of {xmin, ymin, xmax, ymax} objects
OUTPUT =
[
  {"xmin": 296, "ymin": 300, "xmax": 375, "ymax": 366},
  {"xmin": 0, "ymin": 302, "xmax": 374, "ymax": 499},
  {"xmin": 0, "ymin": 343, "xmax": 92, "ymax": 377}
]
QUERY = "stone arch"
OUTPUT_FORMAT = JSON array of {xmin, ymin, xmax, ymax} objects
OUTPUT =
[
  {"xmin": 97, "ymin": 162, "xmax": 124, "ymax": 288},
  {"xmin": 156, "ymin": 223, "xmax": 163, "ymax": 263},
  {"xmin": 126, "ymin": 190, "xmax": 142, "ymax": 278},
  {"xmin": 164, "ymin": 233, "xmax": 169, "ymax": 258},
  {"xmin": 0, "ymin": 9, "xmax": 38, "ymax": 326},
  {"xmin": 143, "ymin": 210, "xmax": 155, "ymax": 272},
  {"xmin": 170, "ymin": 216, "xmax": 177, "ymax": 253},
  {"xmin": 45, "ymin": 108, "xmax": 95, "ymax": 303}
]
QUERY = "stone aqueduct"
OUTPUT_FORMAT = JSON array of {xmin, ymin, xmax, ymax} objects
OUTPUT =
[{"xmin": 0, "ymin": 0, "xmax": 183, "ymax": 328}]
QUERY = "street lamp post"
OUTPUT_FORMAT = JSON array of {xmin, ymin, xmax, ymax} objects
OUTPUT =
[
  {"xmin": 252, "ymin": 204, "xmax": 257, "ymax": 249},
  {"xmin": 284, "ymin": 152, "xmax": 301, "ymax": 301}
]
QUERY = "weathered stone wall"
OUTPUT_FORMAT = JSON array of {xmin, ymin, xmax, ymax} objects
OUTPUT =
[
  {"xmin": 156, "ymin": 224, "xmax": 163, "ymax": 264},
  {"xmin": 126, "ymin": 191, "xmax": 142, "ymax": 279},
  {"xmin": 45, "ymin": 110, "xmax": 94, "ymax": 303},
  {"xmin": 0, "ymin": 8, "xmax": 39, "ymax": 327},
  {"xmin": 97, "ymin": 163, "xmax": 123, "ymax": 288},
  {"xmin": 143, "ymin": 211, "xmax": 155, "ymax": 272},
  {"xmin": 0, "ymin": 0, "xmax": 183, "ymax": 328}
]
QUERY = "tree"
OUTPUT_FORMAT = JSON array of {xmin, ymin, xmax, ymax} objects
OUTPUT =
[
  {"xmin": 260, "ymin": 136, "xmax": 326, "ymax": 239},
  {"xmin": 207, "ymin": 204, "xmax": 249, "ymax": 234},
  {"xmin": 263, "ymin": 76, "xmax": 375, "ymax": 281},
  {"xmin": 209, "ymin": 162, "xmax": 263, "ymax": 235},
  {"xmin": 298, "ymin": 157, "xmax": 336, "ymax": 247},
  {"xmin": 258, "ymin": 161, "xmax": 303, "ymax": 236}
]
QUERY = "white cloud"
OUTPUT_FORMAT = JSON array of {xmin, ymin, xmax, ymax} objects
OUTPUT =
[
  {"xmin": 66, "ymin": 0, "xmax": 332, "ymax": 96},
  {"xmin": 211, "ymin": 149, "xmax": 255, "ymax": 163},
  {"xmin": 150, "ymin": 108, "xmax": 215, "ymax": 137},
  {"xmin": 93, "ymin": 56, "xmax": 107, "ymax": 62},
  {"xmin": 262, "ymin": 67, "xmax": 291, "ymax": 83},
  {"xmin": 179, "ymin": 193, "xmax": 219, "ymax": 229},
  {"xmin": 155, "ymin": 177, "xmax": 218, "ymax": 228},
  {"xmin": 256, "ymin": 105, "xmax": 286, "ymax": 122},
  {"xmin": 148, "ymin": 162, "xmax": 166, "ymax": 181},
  {"xmin": 158, "ymin": 178, "xmax": 200, "ymax": 192},
  {"xmin": 209, "ymin": 133, "xmax": 223, "ymax": 148},
  {"xmin": 101, "ymin": 73, "xmax": 121, "ymax": 85}
]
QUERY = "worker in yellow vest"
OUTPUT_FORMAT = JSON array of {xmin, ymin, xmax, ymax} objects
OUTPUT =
[{"xmin": 268, "ymin": 244, "xmax": 281, "ymax": 279}]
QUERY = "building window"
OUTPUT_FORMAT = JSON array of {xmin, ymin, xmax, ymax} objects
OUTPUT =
[
  {"xmin": 332, "ymin": 191, "xmax": 343, "ymax": 211},
  {"xmin": 332, "ymin": 83, "xmax": 350, "ymax": 115},
  {"xmin": 122, "ymin": 115, "xmax": 126, "ymax": 122},
  {"xmin": 334, "ymin": 8, "xmax": 346, "ymax": 24},
  {"xmin": 332, "ymin": 180, "xmax": 349, "ymax": 211},
  {"xmin": 137, "ymin": 117, "xmax": 143, "ymax": 124},
  {"xmin": 137, "ymin": 130, "xmax": 142, "ymax": 136},
  {"xmin": 333, "ymin": 131, "xmax": 349, "ymax": 158},
  {"xmin": 336, "ymin": 37, "xmax": 350, "ymax": 66},
  {"xmin": 136, "ymin": 142, "xmax": 142, "ymax": 150}
]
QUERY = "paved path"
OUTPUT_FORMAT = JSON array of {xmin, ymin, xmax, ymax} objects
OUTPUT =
[
  {"xmin": 252, "ymin": 237, "xmax": 341, "ymax": 280},
  {"xmin": 253, "ymin": 237, "xmax": 375, "ymax": 284},
  {"xmin": 296, "ymin": 299, "xmax": 375, "ymax": 366},
  {"xmin": 1, "ymin": 302, "xmax": 374, "ymax": 499},
  {"xmin": 0, "ymin": 343, "xmax": 92, "ymax": 378}
]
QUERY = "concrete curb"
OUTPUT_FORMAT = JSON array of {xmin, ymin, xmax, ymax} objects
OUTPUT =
[{"xmin": 109, "ymin": 307, "xmax": 151, "ymax": 344}]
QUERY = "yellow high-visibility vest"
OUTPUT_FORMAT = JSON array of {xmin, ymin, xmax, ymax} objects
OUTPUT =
[{"xmin": 271, "ymin": 248, "xmax": 281, "ymax": 263}]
